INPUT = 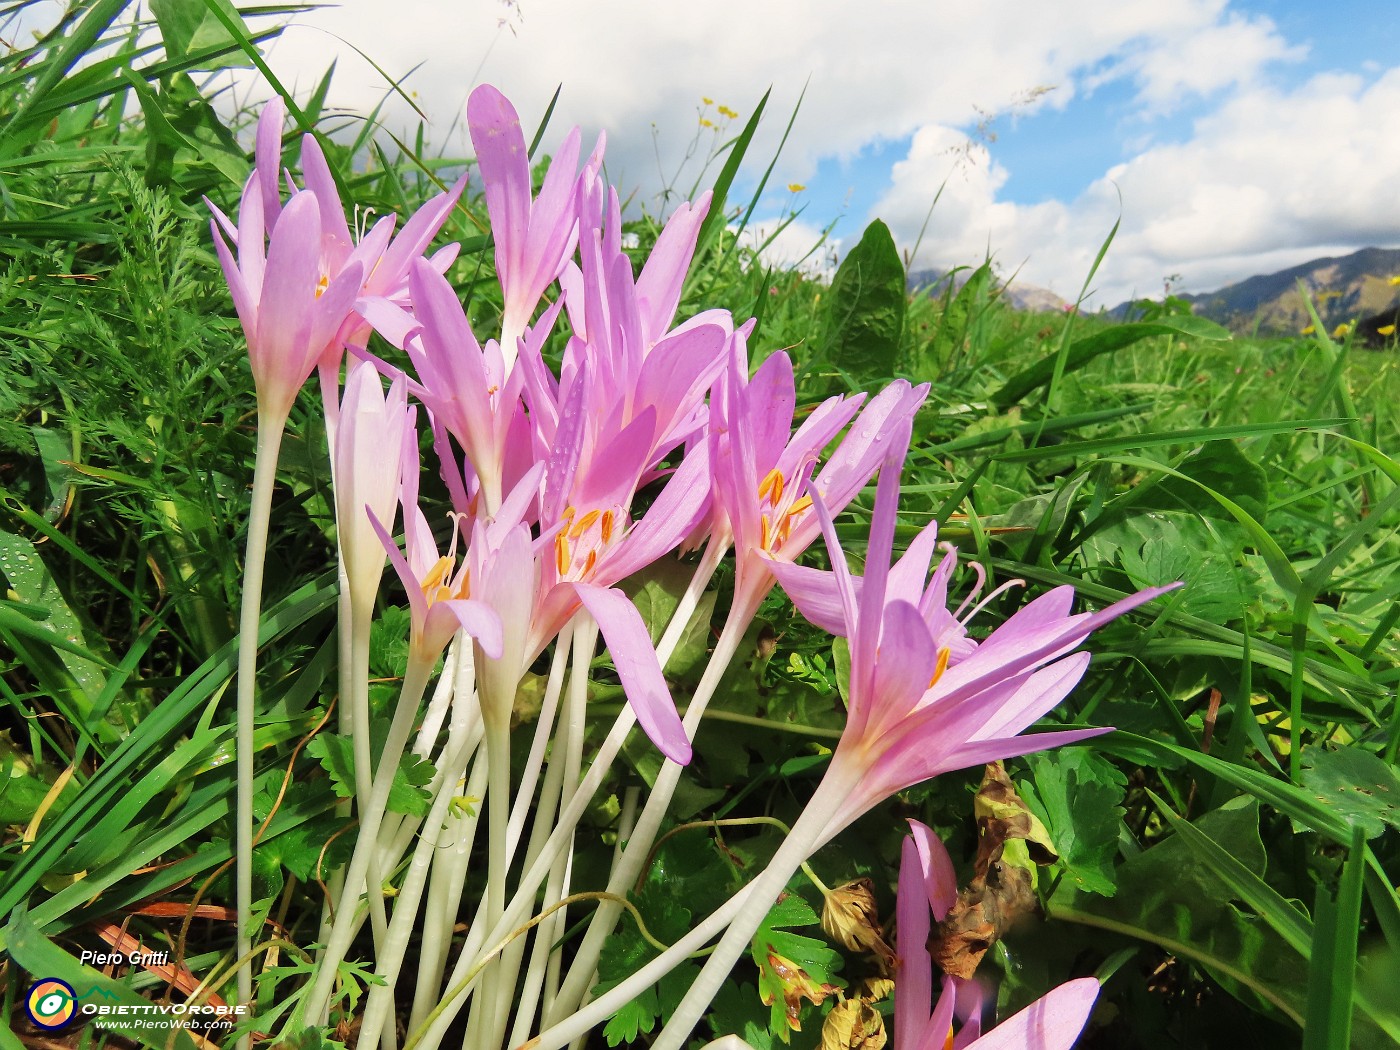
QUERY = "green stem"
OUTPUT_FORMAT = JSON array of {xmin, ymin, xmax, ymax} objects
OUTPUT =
[{"xmin": 233, "ymin": 410, "xmax": 286, "ymax": 1036}]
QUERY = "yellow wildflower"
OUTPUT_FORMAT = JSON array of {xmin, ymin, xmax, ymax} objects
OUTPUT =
[
  {"xmin": 1379, "ymin": 324, "xmax": 1397, "ymax": 337},
  {"xmin": 702, "ymin": 96, "xmax": 714, "ymax": 106},
  {"xmin": 787, "ymin": 183, "xmax": 806, "ymax": 193},
  {"xmin": 718, "ymin": 105, "xmax": 739, "ymax": 119},
  {"xmin": 1332, "ymin": 322, "xmax": 1352, "ymax": 338},
  {"xmin": 700, "ymin": 118, "xmax": 714, "ymax": 128},
  {"xmin": 1301, "ymin": 324, "xmax": 1315, "ymax": 335},
  {"xmin": 1389, "ymin": 275, "xmax": 1400, "ymax": 286}
]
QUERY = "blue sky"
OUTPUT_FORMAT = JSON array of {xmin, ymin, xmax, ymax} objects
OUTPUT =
[{"xmin": 104, "ymin": 0, "xmax": 1400, "ymax": 306}]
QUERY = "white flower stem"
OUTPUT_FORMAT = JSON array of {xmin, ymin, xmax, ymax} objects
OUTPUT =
[
  {"xmin": 505, "ymin": 620, "xmax": 597, "ymax": 1048},
  {"xmin": 354, "ymin": 696, "xmax": 485, "ymax": 1050},
  {"xmin": 649, "ymin": 770, "xmax": 851, "ymax": 1050},
  {"xmin": 409, "ymin": 750, "xmax": 488, "ymax": 1028},
  {"xmin": 300, "ymin": 645, "xmax": 435, "ymax": 1023},
  {"xmin": 406, "ymin": 702, "xmax": 639, "ymax": 1050},
  {"xmin": 545, "ymin": 574, "xmax": 749, "ymax": 1027},
  {"xmin": 524, "ymin": 882, "xmax": 757, "ymax": 1050},
  {"xmin": 233, "ymin": 409, "xmax": 286, "ymax": 1040},
  {"xmin": 507, "ymin": 633, "xmax": 573, "ymax": 857}
]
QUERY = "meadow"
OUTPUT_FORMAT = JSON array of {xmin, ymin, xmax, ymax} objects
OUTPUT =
[{"xmin": 2, "ymin": 5, "xmax": 1399, "ymax": 1050}]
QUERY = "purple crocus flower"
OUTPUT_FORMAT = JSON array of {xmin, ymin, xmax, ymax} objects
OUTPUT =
[
  {"xmin": 467, "ymin": 84, "xmax": 601, "ymax": 373},
  {"xmin": 897, "ymin": 820, "xmax": 1100, "ymax": 1050},
  {"xmin": 775, "ymin": 435, "xmax": 1176, "ymax": 845},
  {"xmin": 209, "ymin": 99, "xmax": 465, "ymax": 423},
  {"xmin": 710, "ymin": 338, "xmax": 930, "ymax": 627}
]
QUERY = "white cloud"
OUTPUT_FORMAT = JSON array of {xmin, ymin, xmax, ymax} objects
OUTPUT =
[
  {"xmin": 873, "ymin": 67, "xmax": 1400, "ymax": 306},
  {"xmin": 193, "ymin": 0, "xmax": 1398, "ymax": 308},
  {"xmin": 240, "ymin": 0, "xmax": 1293, "ymax": 197}
]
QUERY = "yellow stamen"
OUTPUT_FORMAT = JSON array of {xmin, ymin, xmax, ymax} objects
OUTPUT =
[
  {"xmin": 554, "ymin": 532, "xmax": 571, "ymax": 576},
  {"xmin": 315, "ymin": 273, "xmax": 330, "ymax": 299},
  {"xmin": 582, "ymin": 550, "xmax": 597, "ymax": 577},
  {"xmin": 421, "ymin": 556, "xmax": 454, "ymax": 595},
  {"xmin": 786, "ymin": 494, "xmax": 813, "ymax": 518},
  {"xmin": 943, "ymin": 1027, "xmax": 954, "ymax": 1050},
  {"xmin": 928, "ymin": 647, "xmax": 951, "ymax": 689},
  {"xmin": 570, "ymin": 508, "xmax": 601, "ymax": 538},
  {"xmin": 757, "ymin": 467, "xmax": 785, "ymax": 504},
  {"xmin": 600, "ymin": 510, "xmax": 615, "ymax": 543},
  {"xmin": 760, "ymin": 514, "xmax": 772, "ymax": 551}
]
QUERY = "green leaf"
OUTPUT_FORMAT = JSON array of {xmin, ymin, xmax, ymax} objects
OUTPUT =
[
  {"xmin": 387, "ymin": 752, "xmax": 436, "ymax": 818},
  {"xmin": 1300, "ymin": 747, "xmax": 1400, "ymax": 839},
  {"xmin": 306, "ymin": 733, "xmax": 435, "ymax": 817},
  {"xmin": 819, "ymin": 219, "xmax": 905, "ymax": 383},
  {"xmin": 1022, "ymin": 749, "xmax": 1127, "ymax": 897},
  {"xmin": 1053, "ymin": 797, "xmax": 1309, "ymax": 1027},
  {"xmin": 751, "ymin": 891, "xmax": 843, "ymax": 1040},
  {"xmin": 4, "ymin": 905, "xmax": 201, "ymax": 1050},
  {"xmin": 1134, "ymin": 440, "xmax": 1269, "ymax": 524},
  {"xmin": 150, "ymin": 0, "xmax": 249, "ymax": 69}
]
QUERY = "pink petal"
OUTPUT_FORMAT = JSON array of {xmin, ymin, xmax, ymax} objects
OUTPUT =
[
  {"xmin": 443, "ymin": 598, "xmax": 505, "ymax": 660},
  {"xmin": 765, "ymin": 559, "xmax": 858, "ymax": 635},
  {"xmin": 895, "ymin": 833, "xmax": 933, "ymax": 1049},
  {"xmin": 963, "ymin": 978, "xmax": 1098, "ymax": 1050},
  {"xmin": 255, "ymin": 95, "xmax": 286, "ymax": 226},
  {"xmin": 907, "ymin": 819, "xmax": 959, "ymax": 922},
  {"xmin": 572, "ymin": 582, "xmax": 692, "ymax": 765}
]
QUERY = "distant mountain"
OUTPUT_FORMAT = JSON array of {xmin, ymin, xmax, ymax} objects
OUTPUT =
[
  {"xmin": 908, "ymin": 267, "xmax": 1068, "ymax": 314},
  {"xmin": 1126, "ymin": 247, "xmax": 1400, "ymax": 334}
]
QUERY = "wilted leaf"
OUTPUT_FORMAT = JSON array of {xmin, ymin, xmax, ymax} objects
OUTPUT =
[
  {"xmin": 821, "ymin": 997, "xmax": 887, "ymax": 1050},
  {"xmin": 822, "ymin": 878, "xmax": 895, "ymax": 968},
  {"xmin": 973, "ymin": 762, "xmax": 1058, "ymax": 865},
  {"xmin": 929, "ymin": 763, "xmax": 1055, "ymax": 978}
]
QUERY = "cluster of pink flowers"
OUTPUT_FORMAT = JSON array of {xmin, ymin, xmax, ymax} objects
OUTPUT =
[{"xmin": 211, "ymin": 83, "xmax": 1168, "ymax": 1050}]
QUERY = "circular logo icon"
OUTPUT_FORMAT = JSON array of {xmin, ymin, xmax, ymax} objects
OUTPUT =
[{"xmin": 26, "ymin": 979, "xmax": 77, "ymax": 1030}]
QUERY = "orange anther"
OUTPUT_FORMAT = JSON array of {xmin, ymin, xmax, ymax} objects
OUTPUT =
[
  {"xmin": 928, "ymin": 646, "xmax": 951, "ymax": 689},
  {"xmin": 571, "ymin": 508, "xmax": 601, "ymax": 538},
  {"xmin": 757, "ymin": 467, "xmax": 784, "ymax": 504}
]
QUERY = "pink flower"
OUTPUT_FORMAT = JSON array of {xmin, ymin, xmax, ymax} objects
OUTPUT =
[
  {"xmin": 467, "ymin": 84, "xmax": 601, "ymax": 372},
  {"xmin": 368, "ymin": 420, "xmax": 506, "ymax": 668},
  {"xmin": 209, "ymin": 99, "xmax": 464, "ymax": 421},
  {"xmin": 897, "ymin": 820, "xmax": 1100, "ymax": 1050},
  {"xmin": 770, "ymin": 435, "xmax": 1176, "ymax": 845},
  {"xmin": 711, "ymin": 340, "xmax": 929, "ymax": 625}
]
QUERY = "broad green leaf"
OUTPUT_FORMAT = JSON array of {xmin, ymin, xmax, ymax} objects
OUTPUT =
[
  {"xmin": 1052, "ymin": 797, "xmax": 1309, "ymax": 1027},
  {"xmin": 819, "ymin": 219, "xmax": 905, "ymax": 383},
  {"xmin": 150, "ymin": 0, "xmax": 249, "ymax": 69},
  {"xmin": 1300, "ymin": 747, "xmax": 1400, "ymax": 839},
  {"xmin": 1132, "ymin": 440, "xmax": 1269, "ymax": 524}
]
